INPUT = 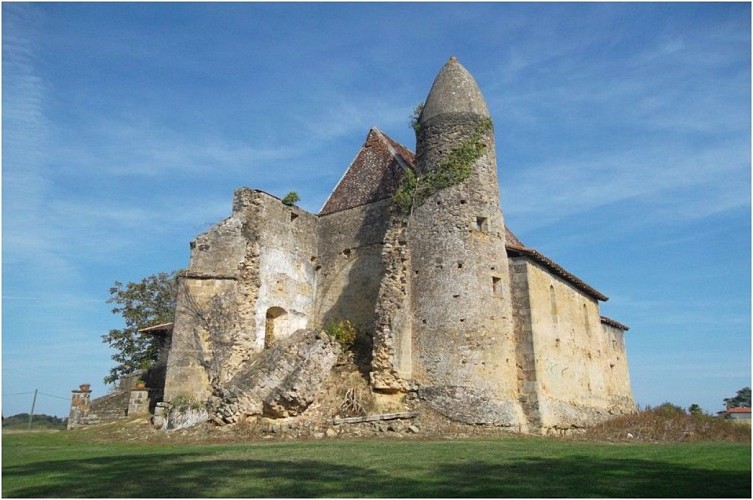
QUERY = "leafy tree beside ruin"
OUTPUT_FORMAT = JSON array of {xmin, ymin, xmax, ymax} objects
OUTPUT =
[{"xmin": 101, "ymin": 271, "xmax": 179, "ymax": 385}]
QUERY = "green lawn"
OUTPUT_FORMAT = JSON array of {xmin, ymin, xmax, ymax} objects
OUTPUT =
[{"xmin": 3, "ymin": 431, "xmax": 750, "ymax": 497}]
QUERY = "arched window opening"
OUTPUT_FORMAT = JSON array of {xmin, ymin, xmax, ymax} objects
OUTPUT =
[{"xmin": 265, "ymin": 307, "xmax": 288, "ymax": 349}]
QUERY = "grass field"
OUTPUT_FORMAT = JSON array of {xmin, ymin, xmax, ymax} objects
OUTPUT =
[{"xmin": 3, "ymin": 430, "xmax": 750, "ymax": 498}]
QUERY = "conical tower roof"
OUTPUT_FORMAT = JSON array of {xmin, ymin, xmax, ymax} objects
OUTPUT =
[{"xmin": 420, "ymin": 56, "xmax": 489, "ymax": 124}]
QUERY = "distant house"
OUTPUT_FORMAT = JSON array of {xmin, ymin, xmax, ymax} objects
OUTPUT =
[{"xmin": 717, "ymin": 407, "xmax": 751, "ymax": 421}]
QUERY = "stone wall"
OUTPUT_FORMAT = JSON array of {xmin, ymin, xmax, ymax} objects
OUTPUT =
[
  {"xmin": 314, "ymin": 199, "xmax": 392, "ymax": 329},
  {"xmin": 164, "ymin": 188, "xmax": 319, "ymax": 403},
  {"xmin": 164, "ymin": 276, "xmax": 236, "ymax": 401},
  {"xmin": 509, "ymin": 258, "xmax": 540, "ymax": 430},
  {"xmin": 67, "ymin": 388, "xmax": 93, "ymax": 429},
  {"xmin": 69, "ymin": 380, "xmax": 149, "ymax": 428},
  {"xmin": 512, "ymin": 257, "xmax": 634, "ymax": 431},
  {"xmin": 601, "ymin": 320, "xmax": 635, "ymax": 409},
  {"xmin": 88, "ymin": 390, "xmax": 130, "ymax": 423},
  {"xmin": 252, "ymin": 190, "xmax": 318, "ymax": 349},
  {"xmin": 371, "ymin": 215, "xmax": 413, "ymax": 391}
]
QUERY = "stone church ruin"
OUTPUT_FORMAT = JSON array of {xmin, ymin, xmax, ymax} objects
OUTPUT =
[{"xmin": 82, "ymin": 58, "xmax": 636, "ymax": 434}]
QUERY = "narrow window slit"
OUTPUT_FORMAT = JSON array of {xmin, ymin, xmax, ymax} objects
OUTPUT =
[{"xmin": 492, "ymin": 276, "xmax": 502, "ymax": 297}]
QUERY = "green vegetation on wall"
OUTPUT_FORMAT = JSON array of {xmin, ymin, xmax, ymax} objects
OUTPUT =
[
  {"xmin": 393, "ymin": 117, "xmax": 493, "ymax": 215},
  {"xmin": 282, "ymin": 191, "xmax": 300, "ymax": 206},
  {"xmin": 409, "ymin": 103, "xmax": 424, "ymax": 136},
  {"xmin": 325, "ymin": 319, "xmax": 358, "ymax": 350}
]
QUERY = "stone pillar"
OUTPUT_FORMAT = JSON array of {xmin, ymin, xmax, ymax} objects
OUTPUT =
[
  {"xmin": 67, "ymin": 384, "xmax": 92, "ymax": 429},
  {"xmin": 151, "ymin": 401, "xmax": 171, "ymax": 429},
  {"xmin": 128, "ymin": 388, "xmax": 151, "ymax": 416}
]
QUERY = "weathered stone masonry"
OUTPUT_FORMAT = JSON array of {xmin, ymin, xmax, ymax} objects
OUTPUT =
[{"xmin": 161, "ymin": 57, "xmax": 636, "ymax": 433}]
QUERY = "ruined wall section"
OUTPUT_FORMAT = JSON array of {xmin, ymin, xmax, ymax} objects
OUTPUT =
[
  {"xmin": 164, "ymin": 206, "xmax": 247, "ymax": 401},
  {"xmin": 521, "ymin": 259, "xmax": 634, "ymax": 431},
  {"xmin": 164, "ymin": 188, "xmax": 318, "ymax": 402},
  {"xmin": 371, "ymin": 215, "xmax": 412, "ymax": 391},
  {"xmin": 249, "ymin": 190, "xmax": 318, "ymax": 351},
  {"xmin": 314, "ymin": 199, "xmax": 391, "ymax": 330}
]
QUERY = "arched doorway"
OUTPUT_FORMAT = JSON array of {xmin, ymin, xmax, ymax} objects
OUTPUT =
[{"xmin": 265, "ymin": 307, "xmax": 288, "ymax": 348}]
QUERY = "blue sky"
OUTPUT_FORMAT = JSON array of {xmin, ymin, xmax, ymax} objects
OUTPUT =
[{"xmin": 3, "ymin": 2, "xmax": 750, "ymax": 418}]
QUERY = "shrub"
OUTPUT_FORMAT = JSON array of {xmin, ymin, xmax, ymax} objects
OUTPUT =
[
  {"xmin": 282, "ymin": 191, "xmax": 300, "ymax": 206},
  {"xmin": 170, "ymin": 395, "xmax": 204, "ymax": 413},
  {"xmin": 410, "ymin": 102, "xmax": 424, "ymax": 136},
  {"xmin": 688, "ymin": 403, "xmax": 704, "ymax": 416},
  {"xmin": 582, "ymin": 405, "xmax": 751, "ymax": 443},
  {"xmin": 325, "ymin": 319, "xmax": 358, "ymax": 350},
  {"xmin": 650, "ymin": 402, "xmax": 687, "ymax": 417}
]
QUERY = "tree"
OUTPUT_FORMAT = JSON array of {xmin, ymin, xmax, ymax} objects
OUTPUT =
[
  {"xmin": 101, "ymin": 271, "xmax": 179, "ymax": 385},
  {"xmin": 688, "ymin": 403, "xmax": 704, "ymax": 416},
  {"xmin": 2, "ymin": 413, "xmax": 67, "ymax": 430},
  {"xmin": 723, "ymin": 387, "xmax": 751, "ymax": 409}
]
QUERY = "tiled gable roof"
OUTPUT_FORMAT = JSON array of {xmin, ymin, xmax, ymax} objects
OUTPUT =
[
  {"xmin": 505, "ymin": 227, "xmax": 525, "ymax": 248},
  {"xmin": 319, "ymin": 128, "xmax": 414, "ymax": 216}
]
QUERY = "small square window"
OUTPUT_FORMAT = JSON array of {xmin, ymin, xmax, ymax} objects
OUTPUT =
[{"xmin": 475, "ymin": 216, "xmax": 489, "ymax": 232}]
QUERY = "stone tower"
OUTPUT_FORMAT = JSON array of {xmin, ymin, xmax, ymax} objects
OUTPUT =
[{"xmin": 408, "ymin": 57, "xmax": 526, "ymax": 428}]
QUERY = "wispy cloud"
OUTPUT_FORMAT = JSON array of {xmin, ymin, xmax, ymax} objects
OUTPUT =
[
  {"xmin": 504, "ymin": 137, "xmax": 749, "ymax": 231},
  {"xmin": 492, "ymin": 18, "xmax": 749, "ymax": 234}
]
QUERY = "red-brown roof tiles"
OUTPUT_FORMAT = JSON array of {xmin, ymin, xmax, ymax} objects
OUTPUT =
[
  {"xmin": 319, "ymin": 128, "xmax": 414, "ymax": 216},
  {"xmin": 726, "ymin": 407, "xmax": 751, "ymax": 414}
]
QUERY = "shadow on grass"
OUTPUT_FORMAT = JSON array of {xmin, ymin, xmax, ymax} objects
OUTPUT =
[{"xmin": 3, "ymin": 450, "xmax": 750, "ymax": 497}]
